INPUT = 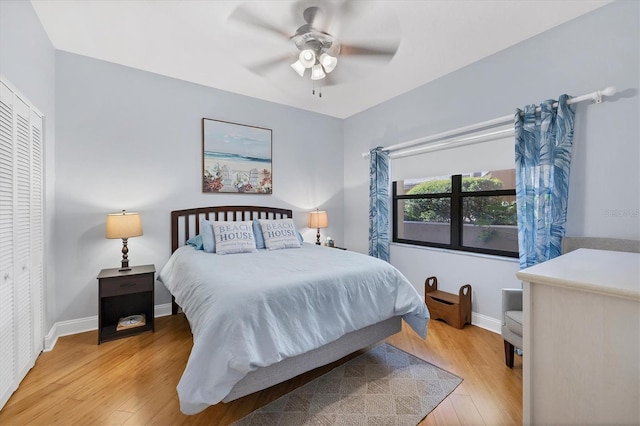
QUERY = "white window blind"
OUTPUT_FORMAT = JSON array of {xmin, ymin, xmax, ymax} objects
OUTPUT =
[
  {"xmin": 0, "ymin": 79, "xmax": 44, "ymax": 410},
  {"xmin": 390, "ymin": 125, "xmax": 515, "ymax": 182}
]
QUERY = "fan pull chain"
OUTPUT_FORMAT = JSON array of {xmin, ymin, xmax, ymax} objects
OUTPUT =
[{"xmin": 311, "ymin": 81, "xmax": 322, "ymax": 98}]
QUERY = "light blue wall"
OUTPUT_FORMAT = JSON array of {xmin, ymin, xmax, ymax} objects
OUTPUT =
[
  {"xmin": 0, "ymin": 0, "xmax": 57, "ymax": 330},
  {"xmin": 54, "ymin": 52, "xmax": 344, "ymax": 322},
  {"xmin": 344, "ymin": 0, "xmax": 639, "ymax": 325}
]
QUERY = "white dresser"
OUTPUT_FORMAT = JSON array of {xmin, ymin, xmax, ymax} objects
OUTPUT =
[{"xmin": 516, "ymin": 248, "xmax": 640, "ymax": 425}]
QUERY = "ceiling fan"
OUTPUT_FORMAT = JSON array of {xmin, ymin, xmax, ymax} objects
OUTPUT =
[{"xmin": 228, "ymin": 1, "xmax": 400, "ymax": 96}]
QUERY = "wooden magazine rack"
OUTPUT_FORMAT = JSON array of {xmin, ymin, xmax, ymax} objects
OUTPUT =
[{"xmin": 424, "ymin": 276, "xmax": 472, "ymax": 329}]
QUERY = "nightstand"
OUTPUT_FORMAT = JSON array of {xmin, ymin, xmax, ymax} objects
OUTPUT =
[{"xmin": 97, "ymin": 264, "xmax": 155, "ymax": 344}]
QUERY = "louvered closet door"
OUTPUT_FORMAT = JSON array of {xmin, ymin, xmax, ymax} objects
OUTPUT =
[
  {"xmin": 30, "ymin": 109, "xmax": 43, "ymax": 356},
  {"xmin": 0, "ymin": 81, "xmax": 17, "ymax": 409},
  {"xmin": 0, "ymin": 79, "xmax": 44, "ymax": 410},
  {"xmin": 14, "ymin": 95, "xmax": 34, "ymax": 377}
]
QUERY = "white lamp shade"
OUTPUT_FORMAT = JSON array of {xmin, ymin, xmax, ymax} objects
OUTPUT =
[
  {"xmin": 291, "ymin": 60, "xmax": 306, "ymax": 77},
  {"xmin": 308, "ymin": 211, "xmax": 328, "ymax": 228},
  {"xmin": 299, "ymin": 49, "xmax": 316, "ymax": 68},
  {"xmin": 106, "ymin": 211, "xmax": 143, "ymax": 239},
  {"xmin": 319, "ymin": 53, "xmax": 337, "ymax": 73},
  {"xmin": 311, "ymin": 63, "xmax": 326, "ymax": 80}
]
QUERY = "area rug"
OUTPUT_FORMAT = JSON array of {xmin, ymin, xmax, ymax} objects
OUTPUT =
[{"xmin": 232, "ymin": 343, "xmax": 462, "ymax": 426}]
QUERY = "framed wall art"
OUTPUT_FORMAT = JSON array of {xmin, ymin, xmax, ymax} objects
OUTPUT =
[{"xmin": 202, "ymin": 118, "xmax": 272, "ymax": 194}]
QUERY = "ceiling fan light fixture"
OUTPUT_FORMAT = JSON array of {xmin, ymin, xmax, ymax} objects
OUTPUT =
[
  {"xmin": 299, "ymin": 49, "xmax": 316, "ymax": 68},
  {"xmin": 319, "ymin": 53, "xmax": 337, "ymax": 73},
  {"xmin": 291, "ymin": 60, "xmax": 306, "ymax": 77},
  {"xmin": 311, "ymin": 63, "xmax": 326, "ymax": 80}
]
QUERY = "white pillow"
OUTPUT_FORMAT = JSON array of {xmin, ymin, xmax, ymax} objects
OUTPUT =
[
  {"xmin": 258, "ymin": 218, "xmax": 301, "ymax": 250},
  {"xmin": 212, "ymin": 220, "xmax": 257, "ymax": 255}
]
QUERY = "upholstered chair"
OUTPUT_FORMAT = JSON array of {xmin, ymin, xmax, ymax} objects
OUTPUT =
[
  {"xmin": 502, "ymin": 236, "xmax": 640, "ymax": 368},
  {"xmin": 501, "ymin": 288, "xmax": 523, "ymax": 368}
]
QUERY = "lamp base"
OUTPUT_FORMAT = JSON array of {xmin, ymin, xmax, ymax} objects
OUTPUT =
[
  {"xmin": 315, "ymin": 228, "xmax": 321, "ymax": 245},
  {"xmin": 120, "ymin": 238, "xmax": 130, "ymax": 271}
]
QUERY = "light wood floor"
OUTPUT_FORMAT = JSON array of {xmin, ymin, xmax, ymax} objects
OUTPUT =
[{"xmin": 0, "ymin": 315, "xmax": 522, "ymax": 425}]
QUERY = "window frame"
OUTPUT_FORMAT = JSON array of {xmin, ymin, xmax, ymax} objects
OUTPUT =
[{"xmin": 392, "ymin": 174, "xmax": 518, "ymax": 258}]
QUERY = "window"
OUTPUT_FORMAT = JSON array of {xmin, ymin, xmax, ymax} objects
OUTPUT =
[{"xmin": 393, "ymin": 169, "xmax": 518, "ymax": 257}]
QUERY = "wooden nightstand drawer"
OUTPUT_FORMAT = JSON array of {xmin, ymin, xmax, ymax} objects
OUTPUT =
[{"xmin": 100, "ymin": 275, "xmax": 152, "ymax": 297}]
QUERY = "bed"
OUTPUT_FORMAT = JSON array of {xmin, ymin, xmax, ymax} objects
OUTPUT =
[{"xmin": 159, "ymin": 205, "xmax": 429, "ymax": 414}]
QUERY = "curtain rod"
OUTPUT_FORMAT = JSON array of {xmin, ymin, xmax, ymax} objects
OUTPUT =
[{"xmin": 362, "ymin": 86, "xmax": 617, "ymax": 158}]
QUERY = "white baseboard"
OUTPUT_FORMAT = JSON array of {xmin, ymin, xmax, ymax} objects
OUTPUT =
[
  {"xmin": 471, "ymin": 312, "xmax": 501, "ymax": 334},
  {"xmin": 44, "ymin": 316, "xmax": 96, "ymax": 351},
  {"xmin": 155, "ymin": 302, "xmax": 172, "ymax": 318},
  {"xmin": 44, "ymin": 303, "xmax": 173, "ymax": 352}
]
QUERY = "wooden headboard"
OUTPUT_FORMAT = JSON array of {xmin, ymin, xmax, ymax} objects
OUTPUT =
[
  {"xmin": 169, "ymin": 206, "xmax": 293, "ymax": 314},
  {"xmin": 171, "ymin": 205, "xmax": 293, "ymax": 253}
]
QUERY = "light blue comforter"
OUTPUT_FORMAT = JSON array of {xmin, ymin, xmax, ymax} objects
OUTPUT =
[{"xmin": 158, "ymin": 243, "xmax": 429, "ymax": 414}]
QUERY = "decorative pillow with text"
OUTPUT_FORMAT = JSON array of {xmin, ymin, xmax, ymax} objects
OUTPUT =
[
  {"xmin": 253, "ymin": 219, "xmax": 304, "ymax": 249},
  {"xmin": 258, "ymin": 219, "xmax": 302, "ymax": 250},
  {"xmin": 212, "ymin": 221, "xmax": 257, "ymax": 255}
]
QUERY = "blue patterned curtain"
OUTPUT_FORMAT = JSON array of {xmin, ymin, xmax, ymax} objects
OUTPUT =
[
  {"xmin": 515, "ymin": 95, "xmax": 575, "ymax": 269},
  {"xmin": 368, "ymin": 147, "xmax": 390, "ymax": 261}
]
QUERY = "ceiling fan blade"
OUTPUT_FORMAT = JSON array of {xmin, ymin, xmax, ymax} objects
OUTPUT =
[
  {"xmin": 340, "ymin": 43, "xmax": 398, "ymax": 57},
  {"xmin": 229, "ymin": 6, "xmax": 291, "ymax": 39},
  {"xmin": 246, "ymin": 54, "xmax": 294, "ymax": 76},
  {"xmin": 335, "ymin": 0, "xmax": 367, "ymax": 23},
  {"xmin": 327, "ymin": 0, "xmax": 386, "ymax": 39}
]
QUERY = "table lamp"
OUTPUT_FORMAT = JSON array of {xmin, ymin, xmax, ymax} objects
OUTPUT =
[
  {"xmin": 308, "ymin": 209, "xmax": 328, "ymax": 245},
  {"xmin": 106, "ymin": 210, "xmax": 143, "ymax": 271}
]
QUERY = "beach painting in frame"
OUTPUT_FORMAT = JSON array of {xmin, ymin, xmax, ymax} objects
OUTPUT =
[{"xmin": 202, "ymin": 118, "xmax": 272, "ymax": 194}]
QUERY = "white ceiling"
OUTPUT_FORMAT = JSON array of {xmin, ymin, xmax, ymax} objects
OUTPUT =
[{"xmin": 31, "ymin": 0, "xmax": 612, "ymax": 119}]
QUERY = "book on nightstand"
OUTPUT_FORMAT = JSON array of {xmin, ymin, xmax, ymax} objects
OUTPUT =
[{"xmin": 116, "ymin": 314, "xmax": 146, "ymax": 331}]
